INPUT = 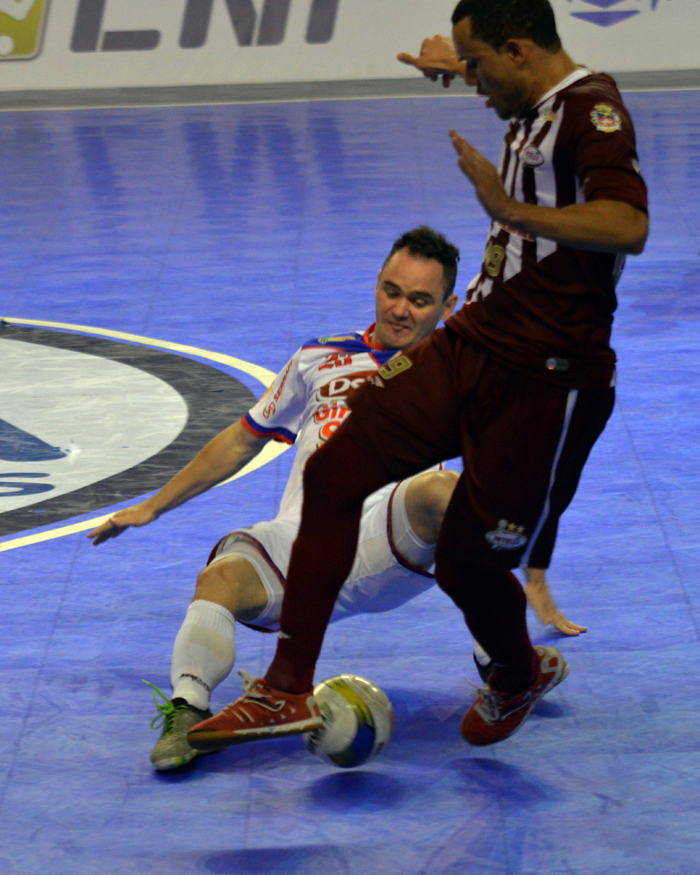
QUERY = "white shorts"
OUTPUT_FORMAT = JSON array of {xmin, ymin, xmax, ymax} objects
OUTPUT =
[{"xmin": 208, "ymin": 476, "xmax": 436, "ymax": 630}]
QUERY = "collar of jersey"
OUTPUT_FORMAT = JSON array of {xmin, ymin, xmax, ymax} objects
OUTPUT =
[
  {"xmin": 363, "ymin": 324, "xmax": 389, "ymax": 351},
  {"xmin": 525, "ymin": 67, "xmax": 593, "ymax": 117},
  {"xmin": 301, "ymin": 326, "xmax": 396, "ymax": 364}
]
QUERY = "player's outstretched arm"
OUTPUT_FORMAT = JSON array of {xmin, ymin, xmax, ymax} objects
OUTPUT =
[
  {"xmin": 397, "ymin": 35, "xmax": 466, "ymax": 88},
  {"xmin": 88, "ymin": 420, "xmax": 268, "ymax": 546},
  {"xmin": 524, "ymin": 568, "xmax": 587, "ymax": 636}
]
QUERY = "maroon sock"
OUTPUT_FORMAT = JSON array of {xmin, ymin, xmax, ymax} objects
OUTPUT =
[{"xmin": 265, "ymin": 419, "xmax": 392, "ymax": 693}]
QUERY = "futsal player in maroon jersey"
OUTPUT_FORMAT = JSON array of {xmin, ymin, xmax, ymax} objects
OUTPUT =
[{"xmin": 188, "ymin": 0, "xmax": 649, "ymax": 751}]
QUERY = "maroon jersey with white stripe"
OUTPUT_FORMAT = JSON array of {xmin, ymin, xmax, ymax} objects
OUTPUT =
[{"xmin": 448, "ymin": 70, "xmax": 648, "ymax": 389}]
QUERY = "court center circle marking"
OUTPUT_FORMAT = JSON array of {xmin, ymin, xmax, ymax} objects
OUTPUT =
[{"xmin": 0, "ymin": 318, "xmax": 289, "ymax": 553}]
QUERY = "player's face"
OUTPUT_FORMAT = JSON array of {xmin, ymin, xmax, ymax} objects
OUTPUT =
[
  {"xmin": 452, "ymin": 18, "xmax": 527, "ymax": 120},
  {"xmin": 373, "ymin": 248, "xmax": 457, "ymax": 350}
]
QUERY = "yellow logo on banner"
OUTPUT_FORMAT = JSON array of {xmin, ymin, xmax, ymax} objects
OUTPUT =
[{"xmin": 0, "ymin": 0, "xmax": 50, "ymax": 60}]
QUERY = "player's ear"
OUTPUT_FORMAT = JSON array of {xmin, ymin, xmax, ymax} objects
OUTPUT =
[
  {"xmin": 505, "ymin": 38, "xmax": 528, "ymax": 67},
  {"xmin": 442, "ymin": 293, "xmax": 459, "ymax": 319}
]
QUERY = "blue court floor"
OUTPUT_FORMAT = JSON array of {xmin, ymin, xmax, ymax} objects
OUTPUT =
[{"xmin": 1, "ymin": 86, "xmax": 699, "ymax": 875}]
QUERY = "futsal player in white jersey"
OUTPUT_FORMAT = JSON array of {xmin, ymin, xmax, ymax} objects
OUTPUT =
[{"xmin": 90, "ymin": 227, "xmax": 582, "ymax": 769}]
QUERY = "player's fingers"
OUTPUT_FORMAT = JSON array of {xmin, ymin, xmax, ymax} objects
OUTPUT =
[
  {"xmin": 442, "ymin": 74, "xmax": 453, "ymax": 89},
  {"xmin": 449, "ymin": 130, "xmax": 469, "ymax": 152},
  {"xmin": 88, "ymin": 518, "xmax": 125, "ymax": 544},
  {"xmin": 552, "ymin": 614, "xmax": 588, "ymax": 635},
  {"xmin": 397, "ymin": 52, "xmax": 420, "ymax": 67}
]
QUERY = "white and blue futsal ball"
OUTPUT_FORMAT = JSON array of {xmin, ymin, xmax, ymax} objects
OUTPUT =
[{"xmin": 303, "ymin": 674, "xmax": 394, "ymax": 769}]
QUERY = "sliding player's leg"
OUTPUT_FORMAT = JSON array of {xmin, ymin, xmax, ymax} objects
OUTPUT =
[
  {"xmin": 186, "ymin": 334, "xmax": 466, "ymax": 751},
  {"xmin": 148, "ymin": 549, "xmax": 271, "ymax": 770}
]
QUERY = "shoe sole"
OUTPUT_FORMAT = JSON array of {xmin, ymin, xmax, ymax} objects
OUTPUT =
[
  {"xmin": 189, "ymin": 716, "xmax": 324, "ymax": 752},
  {"xmin": 150, "ymin": 747, "xmax": 216, "ymax": 771}
]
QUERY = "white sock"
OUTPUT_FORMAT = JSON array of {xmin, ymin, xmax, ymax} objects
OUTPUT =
[
  {"xmin": 473, "ymin": 638, "xmax": 492, "ymax": 666},
  {"xmin": 170, "ymin": 600, "xmax": 236, "ymax": 711}
]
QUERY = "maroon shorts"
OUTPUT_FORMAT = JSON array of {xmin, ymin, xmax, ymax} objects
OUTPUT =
[{"xmin": 348, "ymin": 326, "xmax": 615, "ymax": 570}]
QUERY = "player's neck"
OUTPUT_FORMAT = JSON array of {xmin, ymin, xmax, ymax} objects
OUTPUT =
[{"xmin": 528, "ymin": 50, "xmax": 579, "ymax": 109}]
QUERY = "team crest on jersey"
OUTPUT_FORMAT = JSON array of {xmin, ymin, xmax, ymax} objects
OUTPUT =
[
  {"xmin": 485, "ymin": 520, "xmax": 528, "ymax": 551},
  {"xmin": 521, "ymin": 145, "xmax": 545, "ymax": 167},
  {"xmin": 590, "ymin": 104, "xmax": 622, "ymax": 133}
]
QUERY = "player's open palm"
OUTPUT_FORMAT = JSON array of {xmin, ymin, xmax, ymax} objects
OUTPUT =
[
  {"xmin": 88, "ymin": 502, "xmax": 156, "ymax": 546},
  {"xmin": 525, "ymin": 571, "xmax": 587, "ymax": 636}
]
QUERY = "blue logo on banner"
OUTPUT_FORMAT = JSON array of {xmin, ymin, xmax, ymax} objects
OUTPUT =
[{"xmin": 568, "ymin": 0, "xmax": 666, "ymax": 27}]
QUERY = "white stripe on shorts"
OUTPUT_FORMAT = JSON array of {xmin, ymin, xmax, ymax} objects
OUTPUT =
[{"xmin": 520, "ymin": 388, "xmax": 579, "ymax": 568}]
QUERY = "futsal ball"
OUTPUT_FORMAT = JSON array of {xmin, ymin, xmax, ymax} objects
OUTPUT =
[{"xmin": 303, "ymin": 674, "xmax": 394, "ymax": 769}]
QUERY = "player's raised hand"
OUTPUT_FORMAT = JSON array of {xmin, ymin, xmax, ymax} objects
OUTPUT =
[
  {"xmin": 525, "ymin": 569, "xmax": 587, "ymax": 636},
  {"xmin": 449, "ymin": 130, "xmax": 512, "ymax": 220},
  {"xmin": 88, "ymin": 502, "xmax": 156, "ymax": 546},
  {"xmin": 397, "ymin": 35, "xmax": 464, "ymax": 88}
]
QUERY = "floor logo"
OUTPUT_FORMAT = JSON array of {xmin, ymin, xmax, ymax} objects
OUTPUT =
[
  {"xmin": 567, "ymin": 0, "xmax": 666, "ymax": 28},
  {"xmin": 0, "ymin": 0, "xmax": 49, "ymax": 59},
  {"xmin": 0, "ymin": 320, "xmax": 289, "ymax": 550}
]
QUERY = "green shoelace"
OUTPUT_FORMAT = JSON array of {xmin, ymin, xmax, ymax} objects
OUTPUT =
[{"xmin": 142, "ymin": 679, "xmax": 189, "ymax": 734}]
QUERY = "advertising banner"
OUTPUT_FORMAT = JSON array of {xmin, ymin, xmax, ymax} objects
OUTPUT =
[{"xmin": 0, "ymin": 1, "xmax": 697, "ymax": 93}]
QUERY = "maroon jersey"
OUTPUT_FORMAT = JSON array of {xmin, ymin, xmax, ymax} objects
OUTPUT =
[{"xmin": 448, "ymin": 69, "xmax": 648, "ymax": 389}]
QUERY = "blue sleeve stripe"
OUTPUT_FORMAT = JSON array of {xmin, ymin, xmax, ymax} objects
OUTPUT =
[{"xmin": 243, "ymin": 413, "xmax": 296, "ymax": 444}]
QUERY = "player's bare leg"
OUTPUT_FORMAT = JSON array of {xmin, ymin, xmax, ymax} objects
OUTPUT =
[
  {"xmin": 193, "ymin": 555, "xmax": 269, "ymax": 622},
  {"xmin": 403, "ymin": 469, "xmax": 459, "ymax": 544},
  {"xmin": 148, "ymin": 556, "xmax": 269, "ymax": 770}
]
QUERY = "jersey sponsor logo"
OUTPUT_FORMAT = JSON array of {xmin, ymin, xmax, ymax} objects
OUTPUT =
[
  {"xmin": 317, "ymin": 335, "xmax": 356, "ymax": 344},
  {"xmin": 485, "ymin": 520, "xmax": 528, "ymax": 551},
  {"xmin": 262, "ymin": 358, "xmax": 295, "ymax": 418},
  {"xmin": 568, "ymin": 0, "xmax": 662, "ymax": 28},
  {"xmin": 316, "ymin": 405, "xmax": 350, "ymax": 443},
  {"xmin": 377, "ymin": 354, "xmax": 412, "ymax": 381},
  {"xmin": 0, "ymin": 0, "xmax": 49, "ymax": 60},
  {"xmin": 317, "ymin": 371, "xmax": 375, "ymax": 399},
  {"xmin": 520, "ymin": 145, "xmax": 545, "ymax": 167},
  {"xmin": 590, "ymin": 104, "xmax": 622, "ymax": 133}
]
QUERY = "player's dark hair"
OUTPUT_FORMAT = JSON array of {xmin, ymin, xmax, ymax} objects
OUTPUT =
[
  {"xmin": 386, "ymin": 226, "xmax": 460, "ymax": 299},
  {"xmin": 451, "ymin": 0, "xmax": 562, "ymax": 52}
]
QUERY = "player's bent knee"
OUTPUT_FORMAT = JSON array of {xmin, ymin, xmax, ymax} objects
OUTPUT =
[
  {"xmin": 415, "ymin": 469, "xmax": 459, "ymax": 515},
  {"xmin": 404, "ymin": 469, "xmax": 459, "ymax": 543},
  {"xmin": 193, "ymin": 557, "xmax": 268, "ymax": 620},
  {"xmin": 194, "ymin": 562, "xmax": 236, "ymax": 601}
]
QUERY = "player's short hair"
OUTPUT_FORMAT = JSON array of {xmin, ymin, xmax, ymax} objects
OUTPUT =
[
  {"xmin": 451, "ymin": 0, "xmax": 562, "ymax": 53},
  {"xmin": 385, "ymin": 226, "xmax": 460, "ymax": 300}
]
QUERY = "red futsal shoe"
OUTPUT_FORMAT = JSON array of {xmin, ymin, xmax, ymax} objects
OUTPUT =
[
  {"xmin": 187, "ymin": 670, "xmax": 322, "ymax": 751},
  {"xmin": 461, "ymin": 645, "xmax": 569, "ymax": 746}
]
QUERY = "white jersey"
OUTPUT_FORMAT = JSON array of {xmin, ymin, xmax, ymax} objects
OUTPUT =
[{"xmin": 242, "ymin": 326, "xmax": 398, "ymax": 518}]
